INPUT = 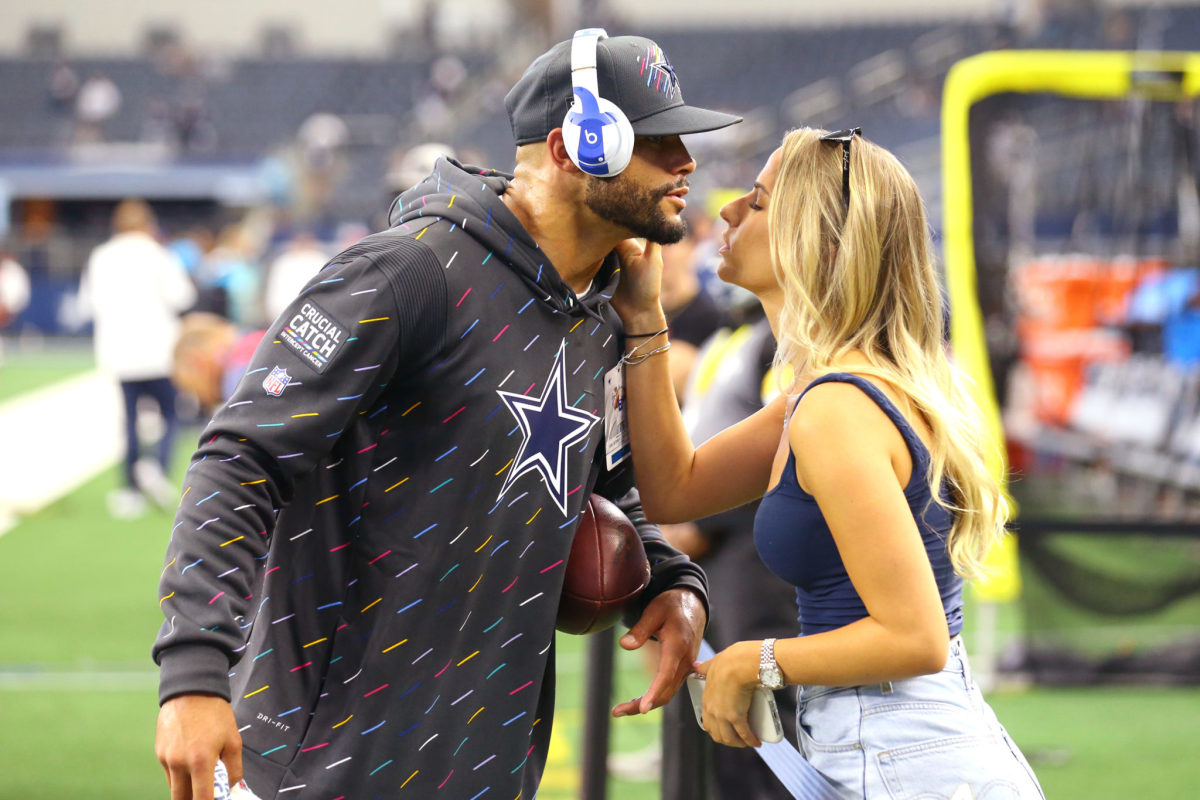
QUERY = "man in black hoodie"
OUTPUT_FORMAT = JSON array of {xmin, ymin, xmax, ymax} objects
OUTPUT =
[{"xmin": 154, "ymin": 29, "xmax": 740, "ymax": 800}]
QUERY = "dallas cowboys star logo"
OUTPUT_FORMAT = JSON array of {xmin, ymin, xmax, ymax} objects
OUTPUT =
[
  {"xmin": 646, "ymin": 55, "xmax": 679, "ymax": 98},
  {"xmin": 496, "ymin": 341, "xmax": 600, "ymax": 516}
]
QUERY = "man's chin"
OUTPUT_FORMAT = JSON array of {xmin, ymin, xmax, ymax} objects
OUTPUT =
[
  {"xmin": 658, "ymin": 221, "xmax": 689, "ymax": 245},
  {"xmin": 639, "ymin": 212, "xmax": 687, "ymax": 246},
  {"xmin": 648, "ymin": 228, "xmax": 687, "ymax": 246}
]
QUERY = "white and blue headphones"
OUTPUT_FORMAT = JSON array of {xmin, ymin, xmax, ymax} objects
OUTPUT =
[{"xmin": 562, "ymin": 28, "xmax": 635, "ymax": 177}]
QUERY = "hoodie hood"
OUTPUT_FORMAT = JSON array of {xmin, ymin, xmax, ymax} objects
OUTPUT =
[{"xmin": 389, "ymin": 157, "xmax": 617, "ymax": 319}]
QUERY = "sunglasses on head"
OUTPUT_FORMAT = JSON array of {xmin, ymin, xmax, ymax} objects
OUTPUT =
[{"xmin": 819, "ymin": 127, "xmax": 862, "ymax": 209}]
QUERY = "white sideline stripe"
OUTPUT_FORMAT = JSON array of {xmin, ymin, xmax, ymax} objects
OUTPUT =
[
  {"xmin": 0, "ymin": 670, "xmax": 159, "ymax": 690},
  {"xmin": 0, "ymin": 370, "xmax": 122, "ymax": 537}
]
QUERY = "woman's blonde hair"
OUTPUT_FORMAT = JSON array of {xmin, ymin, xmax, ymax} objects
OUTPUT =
[{"xmin": 768, "ymin": 127, "xmax": 1007, "ymax": 579}]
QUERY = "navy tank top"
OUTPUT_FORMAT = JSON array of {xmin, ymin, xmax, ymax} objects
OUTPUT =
[{"xmin": 753, "ymin": 373, "xmax": 964, "ymax": 636}]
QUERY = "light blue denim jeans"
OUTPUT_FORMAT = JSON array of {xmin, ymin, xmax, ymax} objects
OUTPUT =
[{"xmin": 795, "ymin": 636, "xmax": 1044, "ymax": 799}]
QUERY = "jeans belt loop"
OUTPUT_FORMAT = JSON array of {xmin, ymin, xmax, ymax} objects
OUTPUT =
[{"xmin": 879, "ymin": 681, "xmax": 893, "ymax": 695}]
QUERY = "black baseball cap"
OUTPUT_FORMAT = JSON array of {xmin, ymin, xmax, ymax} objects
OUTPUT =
[{"xmin": 505, "ymin": 33, "xmax": 742, "ymax": 146}]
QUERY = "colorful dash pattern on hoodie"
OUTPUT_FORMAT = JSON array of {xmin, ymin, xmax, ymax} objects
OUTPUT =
[{"xmin": 154, "ymin": 158, "xmax": 706, "ymax": 799}]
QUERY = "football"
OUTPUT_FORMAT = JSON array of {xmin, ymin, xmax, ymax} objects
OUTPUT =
[{"xmin": 556, "ymin": 494, "xmax": 652, "ymax": 635}]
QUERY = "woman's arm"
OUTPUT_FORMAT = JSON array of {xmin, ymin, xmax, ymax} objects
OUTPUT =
[
  {"xmin": 694, "ymin": 381, "xmax": 950, "ymax": 747},
  {"xmin": 613, "ymin": 240, "xmax": 782, "ymax": 523}
]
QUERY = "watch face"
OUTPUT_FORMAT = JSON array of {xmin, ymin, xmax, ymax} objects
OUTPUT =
[{"xmin": 759, "ymin": 665, "xmax": 783, "ymax": 689}]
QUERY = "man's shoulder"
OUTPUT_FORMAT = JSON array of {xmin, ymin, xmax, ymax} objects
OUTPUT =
[
  {"xmin": 313, "ymin": 227, "xmax": 451, "ymax": 340},
  {"xmin": 327, "ymin": 222, "xmax": 446, "ymax": 270}
]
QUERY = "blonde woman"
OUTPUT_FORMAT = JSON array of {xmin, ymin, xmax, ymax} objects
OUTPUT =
[{"xmin": 610, "ymin": 128, "xmax": 1044, "ymax": 798}]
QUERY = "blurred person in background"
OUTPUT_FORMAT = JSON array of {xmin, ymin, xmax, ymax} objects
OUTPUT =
[
  {"xmin": 612, "ymin": 129, "xmax": 1044, "ymax": 798},
  {"xmin": 73, "ymin": 72, "xmax": 121, "ymax": 143},
  {"xmin": 171, "ymin": 312, "xmax": 266, "ymax": 414},
  {"xmin": 196, "ymin": 221, "xmax": 264, "ymax": 326},
  {"xmin": 46, "ymin": 57, "xmax": 79, "ymax": 115},
  {"xmin": 168, "ymin": 225, "xmax": 214, "ymax": 277},
  {"xmin": 167, "ymin": 225, "xmax": 224, "ymax": 316},
  {"xmin": 660, "ymin": 213, "xmax": 728, "ymax": 399},
  {"xmin": 609, "ymin": 217, "xmax": 727, "ymax": 782},
  {"xmin": 292, "ymin": 112, "xmax": 349, "ymax": 224},
  {"xmin": 693, "ymin": 199, "xmax": 758, "ymax": 317},
  {"xmin": 333, "ymin": 220, "xmax": 370, "ymax": 251},
  {"xmin": 0, "ymin": 247, "xmax": 32, "ymax": 365},
  {"xmin": 80, "ymin": 198, "xmax": 196, "ymax": 519},
  {"xmin": 153, "ymin": 29, "xmax": 738, "ymax": 800},
  {"xmin": 261, "ymin": 229, "xmax": 329, "ymax": 321},
  {"xmin": 379, "ymin": 141, "xmax": 457, "ymax": 231},
  {"xmin": 657, "ymin": 308, "xmax": 801, "ymax": 799}
]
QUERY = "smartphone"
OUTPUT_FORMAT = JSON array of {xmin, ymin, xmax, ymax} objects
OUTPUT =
[
  {"xmin": 215, "ymin": 759, "xmax": 264, "ymax": 800},
  {"xmin": 685, "ymin": 672, "xmax": 785, "ymax": 744}
]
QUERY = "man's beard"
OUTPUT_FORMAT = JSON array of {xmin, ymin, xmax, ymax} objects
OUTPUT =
[{"xmin": 585, "ymin": 173, "xmax": 687, "ymax": 244}]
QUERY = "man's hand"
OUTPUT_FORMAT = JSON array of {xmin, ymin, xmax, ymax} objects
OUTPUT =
[
  {"xmin": 611, "ymin": 587, "xmax": 706, "ymax": 717},
  {"xmin": 155, "ymin": 693, "xmax": 243, "ymax": 800}
]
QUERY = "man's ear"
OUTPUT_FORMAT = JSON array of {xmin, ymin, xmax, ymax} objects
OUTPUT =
[{"xmin": 546, "ymin": 128, "xmax": 582, "ymax": 174}]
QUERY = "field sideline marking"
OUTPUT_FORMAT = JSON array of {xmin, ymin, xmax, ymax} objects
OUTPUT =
[
  {"xmin": 0, "ymin": 370, "xmax": 122, "ymax": 538},
  {"xmin": 0, "ymin": 670, "xmax": 159, "ymax": 691}
]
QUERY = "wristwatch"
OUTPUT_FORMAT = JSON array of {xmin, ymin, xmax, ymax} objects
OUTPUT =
[{"xmin": 758, "ymin": 638, "xmax": 785, "ymax": 690}]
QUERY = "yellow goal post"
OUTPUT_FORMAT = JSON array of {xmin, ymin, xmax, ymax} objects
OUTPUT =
[{"xmin": 941, "ymin": 49, "xmax": 1200, "ymax": 602}]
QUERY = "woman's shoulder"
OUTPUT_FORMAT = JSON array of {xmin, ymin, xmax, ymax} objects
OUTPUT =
[
  {"xmin": 793, "ymin": 374, "xmax": 891, "ymax": 424},
  {"xmin": 790, "ymin": 376, "xmax": 890, "ymax": 445},
  {"xmin": 791, "ymin": 369, "xmax": 923, "ymax": 454},
  {"xmin": 798, "ymin": 364, "xmax": 925, "ymax": 428},
  {"xmin": 785, "ymin": 379, "xmax": 902, "ymax": 497}
]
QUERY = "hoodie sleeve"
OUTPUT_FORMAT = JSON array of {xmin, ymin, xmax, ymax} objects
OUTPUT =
[
  {"xmin": 153, "ymin": 236, "xmax": 447, "ymax": 704},
  {"xmin": 594, "ymin": 465, "xmax": 709, "ymax": 630}
]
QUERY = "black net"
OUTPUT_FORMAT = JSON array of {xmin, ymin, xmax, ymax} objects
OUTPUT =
[
  {"xmin": 1014, "ymin": 526, "xmax": 1200, "ymax": 685},
  {"xmin": 970, "ymin": 75, "xmax": 1200, "ymax": 685}
]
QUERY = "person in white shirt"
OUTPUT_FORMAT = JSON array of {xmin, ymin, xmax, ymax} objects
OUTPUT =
[
  {"xmin": 261, "ymin": 230, "xmax": 328, "ymax": 322},
  {"xmin": 80, "ymin": 199, "xmax": 196, "ymax": 518}
]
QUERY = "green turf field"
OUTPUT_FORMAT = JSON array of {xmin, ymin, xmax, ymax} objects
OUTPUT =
[
  {"xmin": 0, "ymin": 454, "xmax": 665, "ymax": 799},
  {"xmin": 2, "ymin": 368, "xmax": 1199, "ymax": 798},
  {"xmin": 0, "ymin": 340, "xmax": 95, "ymax": 402}
]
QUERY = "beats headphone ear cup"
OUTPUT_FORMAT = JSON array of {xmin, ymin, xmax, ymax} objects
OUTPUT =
[
  {"xmin": 563, "ymin": 91, "xmax": 634, "ymax": 177},
  {"xmin": 594, "ymin": 96, "xmax": 634, "ymax": 175}
]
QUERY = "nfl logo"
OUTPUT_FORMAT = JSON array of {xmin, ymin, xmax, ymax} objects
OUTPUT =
[{"xmin": 263, "ymin": 366, "xmax": 291, "ymax": 396}]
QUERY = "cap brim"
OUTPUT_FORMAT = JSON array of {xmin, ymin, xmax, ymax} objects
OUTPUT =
[{"xmin": 629, "ymin": 104, "xmax": 743, "ymax": 137}]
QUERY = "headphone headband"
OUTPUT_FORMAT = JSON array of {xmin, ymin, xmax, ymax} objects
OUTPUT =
[
  {"xmin": 563, "ymin": 27, "xmax": 633, "ymax": 176},
  {"xmin": 570, "ymin": 27, "xmax": 604, "ymax": 100}
]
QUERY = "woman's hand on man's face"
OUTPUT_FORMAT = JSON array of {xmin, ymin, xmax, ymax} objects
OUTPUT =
[{"xmin": 612, "ymin": 239, "xmax": 666, "ymax": 326}]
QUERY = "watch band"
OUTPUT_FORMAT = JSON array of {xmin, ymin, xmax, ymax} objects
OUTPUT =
[{"xmin": 760, "ymin": 637, "xmax": 776, "ymax": 670}]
